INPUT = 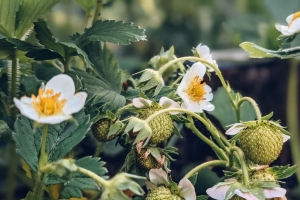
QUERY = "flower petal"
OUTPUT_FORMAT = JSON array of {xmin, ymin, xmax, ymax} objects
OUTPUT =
[
  {"xmin": 149, "ymin": 169, "xmax": 169, "ymax": 186},
  {"xmin": 200, "ymin": 101, "xmax": 215, "ymax": 111},
  {"xmin": 14, "ymin": 98, "xmax": 39, "ymax": 121},
  {"xmin": 275, "ymin": 24, "xmax": 291, "ymax": 36},
  {"xmin": 159, "ymin": 97, "xmax": 180, "ymax": 114},
  {"xmin": 63, "ymin": 92, "xmax": 87, "ymax": 115},
  {"xmin": 286, "ymin": 13, "xmax": 294, "ymax": 23},
  {"xmin": 182, "ymin": 101, "xmax": 203, "ymax": 113},
  {"xmin": 178, "ymin": 177, "xmax": 196, "ymax": 200},
  {"xmin": 132, "ymin": 98, "xmax": 152, "ymax": 108},
  {"xmin": 225, "ymin": 123, "xmax": 245, "ymax": 135},
  {"xmin": 282, "ymin": 134, "xmax": 290, "ymax": 143},
  {"xmin": 234, "ymin": 189, "xmax": 259, "ymax": 200},
  {"xmin": 189, "ymin": 62, "xmax": 206, "ymax": 78},
  {"xmin": 45, "ymin": 74, "xmax": 75, "ymax": 100},
  {"xmin": 36, "ymin": 114, "xmax": 72, "ymax": 124},
  {"xmin": 204, "ymin": 85, "xmax": 212, "ymax": 93},
  {"xmin": 196, "ymin": 44, "xmax": 210, "ymax": 59},
  {"xmin": 20, "ymin": 96, "xmax": 33, "ymax": 104},
  {"xmin": 288, "ymin": 17, "xmax": 300, "ymax": 34},
  {"xmin": 263, "ymin": 187, "xmax": 286, "ymax": 199},
  {"xmin": 204, "ymin": 93, "xmax": 213, "ymax": 101},
  {"xmin": 206, "ymin": 185, "xmax": 230, "ymax": 200}
]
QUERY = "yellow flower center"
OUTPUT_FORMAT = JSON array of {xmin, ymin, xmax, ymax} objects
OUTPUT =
[
  {"xmin": 32, "ymin": 88, "xmax": 66, "ymax": 116},
  {"xmin": 289, "ymin": 11, "xmax": 300, "ymax": 27},
  {"xmin": 187, "ymin": 76, "xmax": 206, "ymax": 101}
]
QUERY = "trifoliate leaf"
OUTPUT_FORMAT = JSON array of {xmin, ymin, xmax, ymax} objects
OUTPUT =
[
  {"xmin": 0, "ymin": 0, "xmax": 22, "ymax": 37},
  {"xmin": 240, "ymin": 42, "xmax": 300, "ymax": 59},
  {"xmin": 15, "ymin": 0, "xmax": 60, "ymax": 39},
  {"xmin": 75, "ymin": 20, "xmax": 147, "ymax": 46},
  {"xmin": 34, "ymin": 18, "xmax": 92, "ymax": 68},
  {"xmin": 210, "ymin": 87, "xmax": 256, "ymax": 129},
  {"xmin": 267, "ymin": 165, "xmax": 299, "ymax": 180}
]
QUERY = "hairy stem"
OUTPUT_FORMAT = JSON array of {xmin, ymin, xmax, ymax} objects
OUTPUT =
[
  {"xmin": 93, "ymin": 0, "xmax": 103, "ymax": 24},
  {"xmin": 94, "ymin": 142, "xmax": 105, "ymax": 157},
  {"xmin": 77, "ymin": 166, "xmax": 107, "ymax": 187},
  {"xmin": 184, "ymin": 160, "xmax": 228, "ymax": 179},
  {"xmin": 231, "ymin": 146, "xmax": 250, "ymax": 186},
  {"xmin": 39, "ymin": 125, "xmax": 49, "ymax": 167},
  {"xmin": 237, "ymin": 97, "xmax": 262, "ymax": 120}
]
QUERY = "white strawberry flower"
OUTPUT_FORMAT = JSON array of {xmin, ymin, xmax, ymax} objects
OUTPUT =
[
  {"xmin": 195, "ymin": 43, "xmax": 218, "ymax": 72},
  {"xmin": 275, "ymin": 11, "xmax": 300, "ymax": 36},
  {"xmin": 177, "ymin": 62, "xmax": 214, "ymax": 113},
  {"xmin": 206, "ymin": 180, "xmax": 286, "ymax": 200},
  {"xmin": 147, "ymin": 169, "xmax": 196, "ymax": 200},
  {"xmin": 132, "ymin": 97, "xmax": 180, "ymax": 114},
  {"xmin": 226, "ymin": 122, "xmax": 290, "ymax": 142},
  {"xmin": 14, "ymin": 74, "xmax": 87, "ymax": 124}
]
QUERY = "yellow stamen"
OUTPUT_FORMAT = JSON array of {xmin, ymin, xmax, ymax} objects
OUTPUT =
[
  {"xmin": 288, "ymin": 11, "xmax": 300, "ymax": 27},
  {"xmin": 187, "ymin": 76, "xmax": 206, "ymax": 102},
  {"xmin": 32, "ymin": 88, "xmax": 66, "ymax": 116}
]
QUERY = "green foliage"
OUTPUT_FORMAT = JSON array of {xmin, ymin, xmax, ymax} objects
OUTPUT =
[
  {"xmin": 210, "ymin": 87, "xmax": 256, "ymax": 129},
  {"xmin": 20, "ymin": 74, "xmax": 43, "ymax": 96},
  {"xmin": 74, "ymin": 0, "xmax": 96, "ymax": 12},
  {"xmin": 13, "ymin": 110, "xmax": 91, "ymax": 172},
  {"xmin": 0, "ymin": 120, "xmax": 13, "ymax": 141},
  {"xmin": 0, "ymin": 0, "xmax": 22, "ymax": 37},
  {"xmin": 196, "ymin": 195, "xmax": 209, "ymax": 200},
  {"xmin": 34, "ymin": 18, "xmax": 93, "ymax": 67},
  {"xmin": 75, "ymin": 20, "xmax": 147, "ymax": 46},
  {"xmin": 267, "ymin": 165, "xmax": 299, "ymax": 179},
  {"xmin": 188, "ymin": 172, "xmax": 198, "ymax": 185}
]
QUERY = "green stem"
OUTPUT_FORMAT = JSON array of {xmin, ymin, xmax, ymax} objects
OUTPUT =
[
  {"xmin": 185, "ymin": 119, "xmax": 228, "ymax": 161},
  {"xmin": 63, "ymin": 56, "xmax": 71, "ymax": 72},
  {"xmin": 115, "ymin": 103, "xmax": 134, "ymax": 117},
  {"xmin": 31, "ymin": 173, "xmax": 44, "ymax": 199},
  {"xmin": 231, "ymin": 146, "xmax": 250, "ymax": 186},
  {"xmin": 92, "ymin": 0, "xmax": 103, "ymax": 24},
  {"xmin": 94, "ymin": 142, "xmax": 106, "ymax": 157},
  {"xmin": 184, "ymin": 160, "xmax": 228, "ymax": 179},
  {"xmin": 158, "ymin": 56, "xmax": 238, "ymax": 119},
  {"xmin": 237, "ymin": 97, "xmax": 262, "ymax": 120},
  {"xmin": 39, "ymin": 124, "xmax": 49, "ymax": 167},
  {"xmin": 286, "ymin": 58, "xmax": 300, "ymax": 184},
  {"xmin": 145, "ymin": 107, "xmax": 230, "ymax": 154},
  {"xmin": 77, "ymin": 166, "xmax": 107, "ymax": 187}
]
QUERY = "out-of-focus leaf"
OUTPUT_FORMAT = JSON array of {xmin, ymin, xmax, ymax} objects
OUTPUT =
[
  {"xmin": 0, "ymin": 120, "xmax": 13, "ymax": 141},
  {"xmin": 73, "ymin": 0, "xmax": 96, "ymax": 12},
  {"xmin": 0, "ymin": 0, "xmax": 22, "ymax": 37},
  {"xmin": 75, "ymin": 20, "xmax": 147, "ymax": 47}
]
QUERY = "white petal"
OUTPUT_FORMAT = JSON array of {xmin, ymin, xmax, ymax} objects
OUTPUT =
[
  {"xmin": 132, "ymin": 98, "xmax": 152, "ymax": 108},
  {"xmin": 275, "ymin": 24, "xmax": 291, "ymax": 36},
  {"xmin": 36, "ymin": 114, "xmax": 72, "ymax": 124},
  {"xmin": 182, "ymin": 101, "xmax": 203, "ymax": 113},
  {"xmin": 286, "ymin": 13, "xmax": 294, "ymax": 23},
  {"xmin": 149, "ymin": 169, "xmax": 169, "ymax": 186},
  {"xmin": 204, "ymin": 93, "xmax": 213, "ymax": 101},
  {"xmin": 225, "ymin": 123, "xmax": 245, "ymax": 135},
  {"xmin": 288, "ymin": 17, "xmax": 300, "ymax": 34},
  {"xmin": 178, "ymin": 178, "xmax": 196, "ymax": 200},
  {"xmin": 196, "ymin": 44, "xmax": 210, "ymax": 58},
  {"xmin": 263, "ymin": 187, "xmax": 286, "ymax": 198},
  {"xmin": 206, "ymin": 185, "xmax": 230, "ymax": 200},
  {"xmin": 204, "ymin": 85, "xmax": 212, "ymax": 93},
  {"xmin": 282, "ymin": 134, "xmax": 290, "ymax": 143},
  {"xmin": 234, "ymin": 189, "xmax": 259, "ymax": 200},
  {"xmin": 20, "ymin": 96, "xmax": 33, "ymax": 104},
  {"xmin": 159, "ymin": 97, "xmax": 180, "ymax": 114},
  {"xmin": 63, "ymin": 92, "xmax": 87, "ymax": 115},
  {"xmin": 200, "ymin": 101, "xmax": 215, "ymax": 111},
  {"xmin": 189, "ymin": 62, "xmax": 206, "ymax": 78},
  {"xmin": 14, "ymin": 98, "xmax": 39, "ymax": 121},
  {"xmin": 45, "ymin": 74, "xmax": 75, "ymax": 100}
]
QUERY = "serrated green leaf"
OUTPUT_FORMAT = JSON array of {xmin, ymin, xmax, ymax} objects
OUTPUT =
[
  {"xmin": 0, "ymin": 0, "xmax": 22, "ymax": 37},
  {"xmin": 15, "ymin": 0, "xmax": 60, "ymax": 38},
  {"xmin": 20, "ymin": 74, "xmax": 43, "ymax": 96},
  {"xmin": 121, "ymin": 89, "xmax": 140, "ymax": 101},
  {"xmin": 267, "ymin": 165, "xmax": 299, "ymax": 180},
  {"xmin": 0, "ymin": 120, "xmax": 13, "ymax": 141},
  {"xmin": 75, "ymin": 20, "xmax": 147, "ymax": 46},
  {"xmin": 34, "ymin": 18, "xmax": 92, "ymax": 68},
  {"xmin": 196, "ymin": 195, "xmax": 209, "ymax": 200},
  {"xmin": 210, "ymin": 87, "xmax": 256, "ymax": 129},
  {"xmin": 188, "ymin": 172, "xmax": 198, "ymax": 185},
  {"xmin": 47, "ymin": 156, "xmax": 108, "ymax": 198}
]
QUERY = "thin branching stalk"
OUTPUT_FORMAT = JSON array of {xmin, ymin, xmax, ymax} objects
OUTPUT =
[
  {"xmin": 231, "ymin": 146, "xmax": 250, "ymax": 187},
  {"xmin": 92, "ymin": 0, "xmax": 103, "ymax": 24},
  {"xmin": 237, "ymin": 97, "xmax": 262, "ymax": 120},
  {"xmin": 94, "ymin": 142, "xmax": 106, "ymax": 157}
]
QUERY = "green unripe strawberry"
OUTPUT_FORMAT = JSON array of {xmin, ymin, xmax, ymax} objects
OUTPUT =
[
  {"xmin": 91, "ymin": 119, "xmax": 116, "ymax": 142},
  {"xmin": 135, "ymin": 148, "xmax": 162, "ymax": 171},
  {"xmin": 230, "ymin": 195, "xmax": 245, "ymax": 200},
  {"xmin": 138, "ymin": 107, "xmax": 174, "ymax": 144},
  {"xmin": 145, "ymin": 186, "xmax": 181, "ymax": 200},
  {"xmin": 251, "ymin": 169, "xmax": 275, "ymax": 182},
  {"xmin": 239, "ymin": 122, "xmax": 283, "ymax": 165}
]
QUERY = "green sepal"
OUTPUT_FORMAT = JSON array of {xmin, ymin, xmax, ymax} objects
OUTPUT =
[
  {"xmin": 188, "ymin": 172, "xmax": 198, "ymax": 186},
  {"xmin": 261, "ymin": 112, "xmax": 273, "ymax": 120},
  {"xmin": 196, "ymin": 195, "xmax": 209, "ymax": 200},
  {"xmin": 267, "ymin": 165, "xmax": 299, "ymax": 180}
]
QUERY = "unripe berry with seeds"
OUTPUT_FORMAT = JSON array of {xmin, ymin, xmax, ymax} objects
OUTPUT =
[
  {"xmin": 145, "ymin": 186, "xmax": 181, "ymax": 200},
  {"xmin": 135, "ymin": 148, "xmax": 162, "ymax": 171},
  {"xmin": 91, "ymin": 119, "xmax": 116, "ymax": 142}
]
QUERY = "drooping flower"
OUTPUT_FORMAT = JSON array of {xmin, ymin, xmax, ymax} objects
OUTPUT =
[
  {"xmin": 177, "ymin": 62, "xmax": 214, "ymax": 113},
  {"xmin": 14, "ymin": 74, "xmax": 87, "ymax": 124},
  {"xmin": 195, "ymin": 43, "xmax": 218, "ymax": 72},
  {"xmin": 132, "ymin": 96, "xmax": 180, "ymax": 112},
  {"xmin": 145, "ymin": 169, "xmax": 196, "ymax": 200},
  {"xmin": 206, "ymin": 179, "xmax": 286, "ymax": 200},
  {"xmin": 275, "ymin": 11, "xmax": 300, "ymax": 36}
]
